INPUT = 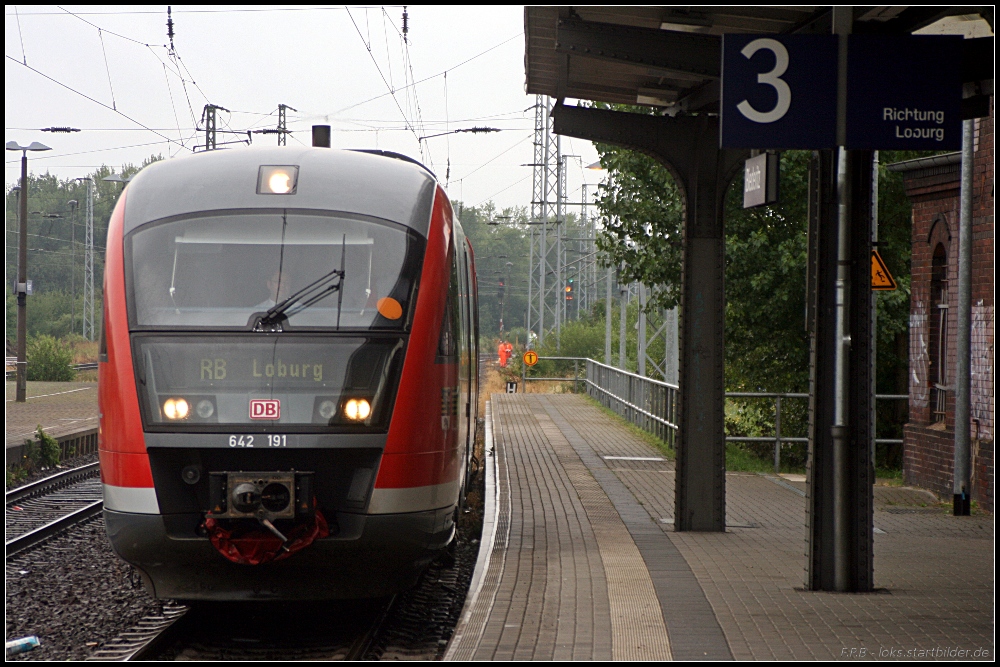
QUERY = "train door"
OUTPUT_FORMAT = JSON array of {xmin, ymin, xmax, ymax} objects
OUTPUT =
[
  {"xmin": 466, "ymin": 238, "xmax": 479, "ymax": 429},
  {"xmin": 452, "ymin": 221, "xmax": 473, "ymax": 501}
]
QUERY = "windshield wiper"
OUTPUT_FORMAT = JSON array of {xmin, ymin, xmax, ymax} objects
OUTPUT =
[{"xmin": 254, "ymin": 235, "xmax": 347, "ymax": 332}]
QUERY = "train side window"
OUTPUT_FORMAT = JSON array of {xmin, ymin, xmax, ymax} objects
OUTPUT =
[
  {"xmin": 98, "ymin": 305, "xmax": 108, "ymax": 363},
  {"xmin": 436, "ymin": 249, "xmax": 460, "ymax": 362}
]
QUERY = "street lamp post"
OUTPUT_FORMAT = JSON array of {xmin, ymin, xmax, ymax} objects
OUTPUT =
[
  {"xmin": 102, "ymin": 173, "xmax": 132, "ymax": 186},
  {"xmin": 6, "ymin": 140, "xmax": 52, "ymax": 402}
]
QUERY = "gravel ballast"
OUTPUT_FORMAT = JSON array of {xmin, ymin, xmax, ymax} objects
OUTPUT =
[{"xmin": 5, "ymin": 517, "xmax": 165, "ymax": 661}]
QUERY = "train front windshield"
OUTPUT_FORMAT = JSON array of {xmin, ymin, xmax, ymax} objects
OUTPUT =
[
  {"xmin": 125, "ymin": 211, "xmax": 422, "ymax": 431},
  {"xmin": 127, "ymin": 211, "xmax": 421, "ymax": 330}
]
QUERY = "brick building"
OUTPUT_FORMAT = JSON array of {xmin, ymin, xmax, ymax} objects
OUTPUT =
[{"xmin": 889, "ymin": 104, "xmax": 994, "ymax": 512}]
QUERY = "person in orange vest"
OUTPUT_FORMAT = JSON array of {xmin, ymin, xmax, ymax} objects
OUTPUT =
[
  {"xmin": 498, "ymin": 339, "xmax": 509, "ymax": 367},
  {"xmin": 503, "ymin": 340, "xmax": 514, "ymax": 366}
]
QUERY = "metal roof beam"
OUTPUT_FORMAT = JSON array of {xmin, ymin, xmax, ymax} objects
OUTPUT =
[
  {"xmin": 854, "ymin": 6, "xmax": 982, "ymax": 33},
  {"xmin": 556, "ymin": 17, "xmax": 721, "ymax": 79}
]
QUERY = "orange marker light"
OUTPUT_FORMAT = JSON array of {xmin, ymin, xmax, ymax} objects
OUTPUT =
[{"xmin": 376, "ymin": 297, "xmax": 403, "ymax": 320}]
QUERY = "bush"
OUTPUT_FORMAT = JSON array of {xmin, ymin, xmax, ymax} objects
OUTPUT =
[
  {"xmin": 26, "ymin": 334, "xmax": 74, "ymax": 381},
  {"xmin": 21, "ymin": 437, "xmax": 41, "ymax": 473},
  {"xmin": 17, "ymin": 426, "xmax": 61, "ymax": 473},
  {"xmin": 36, "ymin": 425, "xmax": 61, "ymax": 467}
]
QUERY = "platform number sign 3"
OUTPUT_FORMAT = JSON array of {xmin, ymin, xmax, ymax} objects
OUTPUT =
[
  {"xmin": 736, "ymin": 39, "xmax": 791, "ymax": 124},
  {"xmin": 721, "ymin": 34, "xmax": 838, "ymax": 150}
]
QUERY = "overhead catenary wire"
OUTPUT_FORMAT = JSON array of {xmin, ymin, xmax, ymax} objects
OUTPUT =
[
  {"xmin": 476, "ymin": 174, "xmax": 532, "ymax": 207},
  {"xmin": 162, "ymin": 62, "xmax": 186, "ymax": 152},
  {"xmin": 444, "ymin": 71, "xmax": 450, "ymax": 185},
  {"xmin": 56, "ymin": 5, "xmax": 162, "ymax": 48},
  {"xmin": 7, "ymin": 9, "xmax": 539, "ymax": 212},
  {"xmin": 4, "ymin": 138, "xmax": 194, "ymax": 165},
  {"xmin": 56, "ymin": 4, "xmax": 200, "ymax": 122},
  {"xmin": 329, "ymin": 31, "xmax": 522, "ymax": 117},
  {"xmin": 381, "ymin": 7, "xmax": 395, "ymax": 94},
  {"xmin": 345, "ymin": 7, "xmax": 419, "ymax": 145},
  {"xmin": 15, "ymin": 5, "xmax": 27, "ymax": 64},
  {"xmin": 395, "ymin": 7, "xmax": 432, "ymax": 167},
  {"xmin": 454, "ymin": 133, "xmax": 533, "ymax": 182},
  {"xmin": 36, "ymin": 6, "xmax": 214, "ymax": 150},
  {"xmin": 9, "ymin": 7, "xmax": 401, "ymax": 16},
  {"xmin": 97, "ymin": 29, "xmax": 117, "ymax": 110},
  {"xmin": 5, "ymin": 55, "xmax": 191, "ymax": 150}
]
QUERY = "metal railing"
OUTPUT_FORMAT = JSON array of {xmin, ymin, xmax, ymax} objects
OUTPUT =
[
  {"xmin": 585, "ymin": 359, "xmax": 678, "ymax": 446},
  {"xmin": 726, "ymin": 392, "xmax": 908, "ymax": 472},
  {"xmin": 520, "ymin": 356, "xmax": 586, "ymax": 394},
  {"xmin": 4, "ymin": 361, "xmax": 97, "ymax": 380},
  {"xmin": 520, "ymin": 356, "xmax": 909, "ymax": 472}
]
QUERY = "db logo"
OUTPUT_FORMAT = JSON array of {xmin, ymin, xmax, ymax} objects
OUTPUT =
[{"xmin": 249, "ymin": 399, "xmax": 280, "ymax": 420}]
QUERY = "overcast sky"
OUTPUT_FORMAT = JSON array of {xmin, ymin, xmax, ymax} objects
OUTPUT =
[{"xmin": 5, "ymin": 5, "xmax": 602, "ymax": 211}]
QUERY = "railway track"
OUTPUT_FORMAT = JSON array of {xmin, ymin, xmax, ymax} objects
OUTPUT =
[
  {"xmin": 90, "ymin": 596, "xmax": 396, "ymax": 661},
  {"xmin": 3, "ymin": 361, "xmax": 97, "ymax": 380},
  {"xmin": 5, "ymin": 463, "xmax": 103, "ymax": 557}
]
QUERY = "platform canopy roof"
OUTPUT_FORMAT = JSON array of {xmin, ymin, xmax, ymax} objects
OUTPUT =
[{"xmin": 525, "ymin": 6, "xmax": 993, "ymax": 113}]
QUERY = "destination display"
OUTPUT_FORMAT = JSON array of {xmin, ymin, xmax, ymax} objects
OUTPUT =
[
  {"xmin": 133, "ymin": 335, "xmax": 402, "ymax": 427},
  {"xmin": 845, "ymin": 35, "xmax": 962, "ymax": 150}
]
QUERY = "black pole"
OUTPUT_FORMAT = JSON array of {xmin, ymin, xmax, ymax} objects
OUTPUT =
[
  {"xmin": 16, "ymin": 152, "xmax": 28, "ymax": 402},
  {"xmin": 69, "ymin": 200, "xmax": 77, "ymax": 337}
]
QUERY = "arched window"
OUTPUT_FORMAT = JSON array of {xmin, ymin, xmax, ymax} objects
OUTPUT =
[{"xmin": 928, "ymin": 243, "xmax": 949, "ymax": 424}]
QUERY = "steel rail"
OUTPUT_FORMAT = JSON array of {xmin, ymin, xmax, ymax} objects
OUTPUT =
[
  {"xmin": 6, "ymin": 461, "xmax": 100, "ymax": 504},
  {"xmin": 345, "ymin": 595, "xmax": 397, "ymax": 660},
  {"xmin": 5, "ymin": 499, "xmax": 103, "ymax": 559},
  {"xmin": 116, "ymin": 606, "xmax": 192, "ymax": 661}
]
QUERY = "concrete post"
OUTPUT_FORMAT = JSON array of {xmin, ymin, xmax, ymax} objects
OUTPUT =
[
  {"xmin": 605, "ymin": 265, "xmax": 613, "ymax": 364},
  {"xmin": 619, "ymin": 279, "xmax": 628, "ymax": 370},
  {"xmin": 638, "ymin": 283, "xmax": 647, "ymax": 377}
]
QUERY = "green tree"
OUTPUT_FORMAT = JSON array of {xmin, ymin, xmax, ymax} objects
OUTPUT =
[
  {"xmin": 594, "ymin": 144, "xmax": 684, "ymax": 310},
  {"xmin": 5, "ymin": 156, "xmax": 160, "ymax": 342},
  {"xmin": 455, "ymin": 201, "xmax": 533, "ymax": 337},
  {"xmin": 590, "ymin": 117, "xmax": 923, "ymax": 467}
]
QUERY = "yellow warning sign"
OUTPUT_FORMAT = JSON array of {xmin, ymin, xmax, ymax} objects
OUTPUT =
[
  {"xmin": 871, "ymin": 250, "xmax": 897, "ymax": 290},
  {"xmin": 523, "ymin": 350, "xmax": 539, "ymax": 367}
]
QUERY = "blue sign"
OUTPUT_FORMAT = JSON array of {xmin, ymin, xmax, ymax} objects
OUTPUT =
[
  {"xmin": 721, "ymin": 34, "xmax": 838, "ymax": 149},
  {"xmin": 846, "ymin": 35, "xmax": 962, "ymax": 150}
]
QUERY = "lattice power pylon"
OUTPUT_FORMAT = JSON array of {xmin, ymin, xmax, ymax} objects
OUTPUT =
[
  {"xmin": 527, "ymin": 95, "xmax": 562, "ymax": 347},
  {"xmin": 82, "ymin": 178, "xmax": 95, "ymax": 341}
]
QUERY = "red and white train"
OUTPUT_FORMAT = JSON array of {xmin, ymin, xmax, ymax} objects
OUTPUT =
[{"xmin": 99, "ymin": 146, "xmax": 479, "ymax": 600}]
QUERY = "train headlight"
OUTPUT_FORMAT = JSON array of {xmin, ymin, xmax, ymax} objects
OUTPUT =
[
  {"xmin": 163, "ymin": 397, "xmax": 190, "ymax": 420},
  {"xmin": 257, "ymin": 165, "xmax": 299, "ymax": 195},
  {"xmin": 318, "ymin": 400, "xmax": 337, "ymax": 420},
  {"xmin": 196, "ymin": 399, "xmax": 215, "ymax": 419},
  {"xmin": 343, "ymin": 398, "xmax": 371, "ymax": 421}
]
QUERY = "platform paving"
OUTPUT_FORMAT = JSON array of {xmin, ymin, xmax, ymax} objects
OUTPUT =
[
  {"xmin": 448, "ymin": 393, "xmax": 994, "ymax": 661},
  {"xmin": 4, "ymin": 381, "xmax": 99, "ymax": 449}
]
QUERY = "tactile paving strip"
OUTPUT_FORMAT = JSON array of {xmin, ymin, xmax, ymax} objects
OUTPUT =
[
  {"xmin": 532, "ymin": 402, "xmax": 672, "ymax": 661},
  {"xmin": 445, "ymin": 401, "xmax": 511, "ymax": 661}
]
